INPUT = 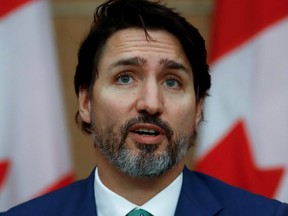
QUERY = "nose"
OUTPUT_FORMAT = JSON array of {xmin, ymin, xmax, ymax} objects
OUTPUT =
[{"xmin": 136, "ymin": 80, "xmax": 164, "ymax": 116}]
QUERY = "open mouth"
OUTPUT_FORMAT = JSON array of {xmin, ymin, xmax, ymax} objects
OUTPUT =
[
  {"xmin": 132, "ymin": 128, "xmax": 161, "ymax": 136},
  {"xmin": 129, "ymin": 123, "xmax": 164, "ymax": 136},
  {"xmin": 127, "ymin": 123, "xmax": 165, "ymax": 144}
]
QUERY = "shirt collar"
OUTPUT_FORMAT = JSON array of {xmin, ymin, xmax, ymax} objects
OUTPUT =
[{"xmin": 94, "ymin": 167, "xmax": 183, "ymax": 216}]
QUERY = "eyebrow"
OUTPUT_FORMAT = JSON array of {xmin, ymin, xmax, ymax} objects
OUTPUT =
[
  {"xmin": 110, "ymin": 56, "xmax": 189, "ymax": 74},
  {"xmin": 160, "ymin": 58, "xmax": 189, "ymax": 73},
  {"xmin": 110, "ymin": 56, "xmax": 147, "ymax": 68}
]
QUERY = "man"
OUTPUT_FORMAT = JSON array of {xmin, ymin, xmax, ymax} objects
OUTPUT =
[{"xmin": 1, "ymin": 0, "xmax": 288, "ymax": 215}]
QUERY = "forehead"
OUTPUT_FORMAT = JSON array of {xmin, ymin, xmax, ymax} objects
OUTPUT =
[{"xmin": 98, "ymin": 28, "xmax": 191, "ymax": 70}]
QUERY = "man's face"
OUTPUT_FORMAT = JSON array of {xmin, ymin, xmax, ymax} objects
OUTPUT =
[{"xmin": 79, "ymin": 28, "xmax": 203, "ymax": 177}]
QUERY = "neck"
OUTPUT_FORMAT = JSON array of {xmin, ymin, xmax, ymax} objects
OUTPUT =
[{"xmin": 96, "ymin": 149, "xmax": 185, "ymax": 205}]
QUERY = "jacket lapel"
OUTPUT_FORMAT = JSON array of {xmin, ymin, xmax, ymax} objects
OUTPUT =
[
  {"xmin": 175, "ymin": 167, "xmax": 222, "ymax": 216},
  {"xmin": 68, "ymin": 169, "xmax": 97, "ymax": 216}
]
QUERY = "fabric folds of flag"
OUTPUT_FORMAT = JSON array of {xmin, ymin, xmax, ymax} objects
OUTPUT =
[
  {"xmin": 0, "ymin": 0, "xmax": 74, "ymax": 211},
  {"xmin": 195, "ymin": 0, "xmax": 288, "ymax": 202}
]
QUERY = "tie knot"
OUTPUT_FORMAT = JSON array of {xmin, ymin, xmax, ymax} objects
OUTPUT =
[{"xmin": 126, "ymin": 208, "xmax": 153, "ymax": 216}]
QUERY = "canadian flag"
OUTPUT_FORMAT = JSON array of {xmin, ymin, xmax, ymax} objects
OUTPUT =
[
  {"xmin": 0, "ymin": 0, "xmax": 74, "ymax": 211},
  {"xmin": 195, "ymin": 0, "xmax": 288, "ymax": 202}
]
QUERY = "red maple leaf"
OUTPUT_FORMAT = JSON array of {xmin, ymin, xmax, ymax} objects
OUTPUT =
[
  {"xmin": 0, "ymin": 160, "xmax": 10, "ymax": 191},
  {"xmin": 195, "ymin": 120, "xmax": 284, "ymax": 198}
]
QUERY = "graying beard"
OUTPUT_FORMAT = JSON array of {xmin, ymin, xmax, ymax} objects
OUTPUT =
[
  {"xmin": 91, "ymin": 123, "xmax": 194, "ymax": 177},
  {"xmin": 113, "ymin": 136, "xmax": 191, "ymax": 177}
]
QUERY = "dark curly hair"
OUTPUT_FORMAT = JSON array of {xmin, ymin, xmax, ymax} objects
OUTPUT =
[{"xmin": 74, "ymin": 0, "xmax": 211, "ymax": 134}]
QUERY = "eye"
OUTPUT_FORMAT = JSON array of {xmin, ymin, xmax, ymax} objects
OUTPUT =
[
  {"xmin": 163, "ymin": 77, "xmax": 181, "ymax": 88},
  {"xmin": 116, "ymin": 74, "xmax": 133, "ymax": 85}
]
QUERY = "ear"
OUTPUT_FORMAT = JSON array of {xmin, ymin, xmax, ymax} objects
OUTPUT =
[
  {"xmin": 78, "ymin": 86, "xmax": 92, "ymax": 124},
  {"xmin": 195, "ymin": 99, "xmax": 204, "ymax": 127}
]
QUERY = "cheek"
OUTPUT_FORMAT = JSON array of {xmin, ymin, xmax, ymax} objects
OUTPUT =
[
  {"xmin": 92, "ymin": 88, "xmax": 135, "ymax": 126},
  {"xmin": 166, "ymin": 96, "xmax": 197, "ymax": 131}
]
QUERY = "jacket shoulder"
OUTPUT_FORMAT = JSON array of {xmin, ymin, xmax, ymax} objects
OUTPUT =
[
  {"xmin": 0, "ymin": 172, "xmax": 96, "ymax": 216},
  {"xmin": 183, "ymin": 168, "xmax": 288, "ymax": 215}
]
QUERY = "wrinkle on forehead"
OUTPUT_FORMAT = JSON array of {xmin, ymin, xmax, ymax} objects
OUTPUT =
[
  {"xmin": 99, "ymin": 28, "xmax": 192, "ymax": 74},
  {"xmin": 106, "ymin": 28, "xmax": 184, "ymax": 53}
]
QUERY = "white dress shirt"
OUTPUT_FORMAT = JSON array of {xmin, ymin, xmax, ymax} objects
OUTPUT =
[{"xmin": 94, "ymin": 167, "xmax": 183, "ymax": 216}]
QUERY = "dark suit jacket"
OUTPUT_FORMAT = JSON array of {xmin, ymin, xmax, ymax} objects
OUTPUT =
[{"xmin": 1, "ymin": 167, "xmax": 288, "ymax": 215}]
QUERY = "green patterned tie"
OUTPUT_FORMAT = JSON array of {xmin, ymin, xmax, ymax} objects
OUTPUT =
[{"xmin": 126, "ymin": 208, "xmax": 153, "ymax": 216}]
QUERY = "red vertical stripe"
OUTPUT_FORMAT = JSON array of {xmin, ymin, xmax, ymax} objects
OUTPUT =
[
  {"xmin": 0, "ymin": 0, "xmax": 32, "ymax": 18},
  {"xmin": 210, "ymin": 0, "xmax": 288, "ymax": 63}
]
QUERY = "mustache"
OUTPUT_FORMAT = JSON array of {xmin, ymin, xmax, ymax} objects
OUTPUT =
[{"xmin": 121, "ymin": 114, "xmax": 173, "ymax": 141}]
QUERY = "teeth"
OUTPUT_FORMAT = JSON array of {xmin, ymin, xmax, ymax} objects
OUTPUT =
[
  {"xmin": 133, "ymin": 128, "xmax": 160, "ymax": 136},
  {"xmin": 135, "ymin": 129, "xmax": 156, "ymax": 133}
]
